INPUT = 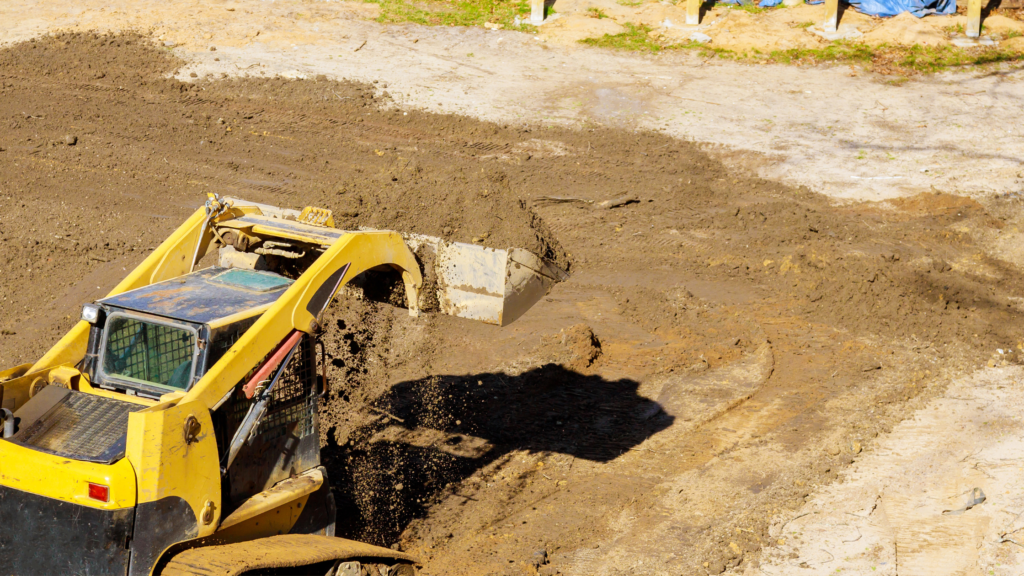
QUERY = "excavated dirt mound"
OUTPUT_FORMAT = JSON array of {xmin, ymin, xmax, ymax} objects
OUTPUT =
[{"xmin": 2, "ymin": 33, "xmax": 1023, "ymax": 575}]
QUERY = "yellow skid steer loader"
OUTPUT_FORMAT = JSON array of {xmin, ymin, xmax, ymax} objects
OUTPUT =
[{"xmin": 0, "ymin": 196, "xmax": 566, "ymax": 576}]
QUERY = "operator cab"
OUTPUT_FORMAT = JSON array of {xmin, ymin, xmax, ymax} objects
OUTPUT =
[
  {"xmin": 81, "ymin": 267, "xmax": 294, "ymax": 400},
  {"xmin": 16, "ymin": 264, "xmax": 323, "ymax": 502},
  {"xmin": 80, "ymin": 266, "xmax": 327, "ymax": 505}
]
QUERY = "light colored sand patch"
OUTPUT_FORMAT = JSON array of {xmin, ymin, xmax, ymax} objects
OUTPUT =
[
  {"xmin": 694, "ymin": 7, "xmax": 825, "ymax": 51},
  {"xmin": 950, "ymin": 13, "xmax": 1024, "ymax": 37},
  {"xmin": 624, "ymin": 2, "xmax": 692, "ymax": 28},
  {"xmin": 752, "ymin": 366, "xmax": 1024, "ymax": 576},
  {"xmin": 1006, "ymin": 36, "xmax": 1024, "ymax": 52},
  {"xmin": 861, "ymin": 11, "xmax": 949, "ymax": 45},
  {"xmin": 538, "ymin": 13, "xmax": 626, "ymax": 44}
]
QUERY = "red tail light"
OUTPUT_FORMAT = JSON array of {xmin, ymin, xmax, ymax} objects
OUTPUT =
[{"xmin": 88, "ymin": 483, "xmax": 109, "ymax": 503}]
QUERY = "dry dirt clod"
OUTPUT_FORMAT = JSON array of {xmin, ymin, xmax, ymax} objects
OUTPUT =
[
  {"xmin": 530, "ymin": 548, "xmax": 548, "ymax": 567},
  {"xmin": 598, "ymin": 195, "xmax": 639, "ymax": 209},
  {"xmin": 558, "ymin": 323, "xmax": 601, "ymax": 371},
  {"xmin": 63, "ymin": 134, "xmax": 77, "ymax": 146}
]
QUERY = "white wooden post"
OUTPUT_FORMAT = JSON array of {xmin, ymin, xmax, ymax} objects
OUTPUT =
[
  {"xmin": 966, "ymin": 0, "xmax": 981, "ymax": 38},
  {"xmin": 823, "ymin": 0, "xmax": 839, "ymax": 32},
  {"xmin": 531, "ymin": 0, "xmax": 545, "ymax": 24},
  {"xmin": 687, "ymin": 0, "xmax": 700, "ymax": 25}
]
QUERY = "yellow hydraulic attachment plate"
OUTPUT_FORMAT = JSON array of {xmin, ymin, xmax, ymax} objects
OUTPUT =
[{"xmin": 159, "ymin": 534, "xmax": 417, "ymax": 576}]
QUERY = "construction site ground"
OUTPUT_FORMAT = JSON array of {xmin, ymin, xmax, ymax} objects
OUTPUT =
[{"xmin": 1, "ymin": 3, "xmax": 1024, "ymax": 575}]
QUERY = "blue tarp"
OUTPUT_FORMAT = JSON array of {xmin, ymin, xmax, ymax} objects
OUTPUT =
[
  {"xmin": 803, "ymin": 0, "xmax": 955, "ymax": 17},
  {"xmin": 734, "ymin": 0, "xmax": 956, "ymax": 17}
]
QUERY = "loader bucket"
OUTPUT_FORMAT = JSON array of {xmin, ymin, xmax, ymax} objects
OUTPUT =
[
  {"xmin": 216, "ymin": 198, "xmax": 569, "ymax": 326},
  {"xmin": 404, "ymin": 235, "xmax": 569, "ymax": 326}
]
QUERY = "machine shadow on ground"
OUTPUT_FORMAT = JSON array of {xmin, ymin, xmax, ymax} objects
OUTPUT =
[{"xmin": 321, "ymin": 364, "xmax": 673, "ymax": 544}]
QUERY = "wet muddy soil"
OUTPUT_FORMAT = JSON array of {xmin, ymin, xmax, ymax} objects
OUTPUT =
[{"xmin": 1, "ymin": 33, "xmax": 1022, "ymax": 574}]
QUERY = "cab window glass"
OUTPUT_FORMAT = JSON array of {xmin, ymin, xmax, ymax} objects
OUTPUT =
[{"xmin": 103, "ymin": 316, "xmax": 196, "ymax": 390}]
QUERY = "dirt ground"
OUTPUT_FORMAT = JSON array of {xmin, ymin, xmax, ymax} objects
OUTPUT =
[
  {"xmin": 1, "ymin": 30, "xmax": 1023, "ymax": 575},
  {"xmin": 4, "ymin": 0, "xmax": 1024, "ymax": 206}
]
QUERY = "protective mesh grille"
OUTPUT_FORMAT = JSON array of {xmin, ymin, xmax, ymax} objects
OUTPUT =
[
  {"xmin": 103, "ymin": 316, "xmax": 195, "ymax": 389},
  {"xmin": 16, "ymin": 392, "xmax": 142, "ymax": 462},
  {"xmin": 228, "ymin": 337, "xmax": 317, "ymax": 441}
]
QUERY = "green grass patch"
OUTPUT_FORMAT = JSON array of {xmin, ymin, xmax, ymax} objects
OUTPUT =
[
  {"xmin": 579, "ymin": 23, "xmax": 665, "ymax": 52},
  {"xmin": 769, "ymin": 41, "xmax": 875, "ymax": 65},
  {"xmin": 792, "ymin": 20, "xmax": 815, "ymax": 28},
  {"xmin": 586, "ymin": 7, "xmax": 611, "ymax": 18},
  {"xmin": 755, "ymin": 41, "xmax": 1024, "ymax": 74},
  {"xmin": 891, "ymin": 43, "xmax": 1022, "ymax": 73},
  {"xmin": 367, "ymin": 0, "xmax": 535, "ymax": 29},
  {"xmin": 578, "ymin": 28, "xmax": 1024, "ymax": 75},
  {"xmin": 728, "ymin": 2, "xmax": 769, "ymax": 14}
]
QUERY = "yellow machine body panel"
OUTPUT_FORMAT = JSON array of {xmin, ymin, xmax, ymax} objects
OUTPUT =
[
  {"xmin": 212, "ymin": 492, "xmax": 316, "ymax": 543},
  {"xmin": 218, "ymin": 469, "xmax": 323, "ymax": 532},
  {"xmin": 212, "ymin": 469, "xmax": 323, "ymax": 540},
  {"xmin": 0, "ymin": 440, "xmax": 137, "ymax": 509},
  {"xmin": 126, "ymin": 399, "xmax": 222, "ymax": 537}
]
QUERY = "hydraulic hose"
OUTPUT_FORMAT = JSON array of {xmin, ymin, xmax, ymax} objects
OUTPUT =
[{"xmin": 221, "ymin": 334, "xmax": 301, "ymax": 475}]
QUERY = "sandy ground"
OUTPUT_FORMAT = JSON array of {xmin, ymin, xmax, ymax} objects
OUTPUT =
[
  {"xmin": 757, "ymin": 366, "xmax": 1024, "ymax": 576},
  {"xmin": 2, "ymin": 3, "xmax": 1024, "ymax": 575},
  {"xmin": 1, "ymin": 0, "xmax": 1023, "ymax": 205}
]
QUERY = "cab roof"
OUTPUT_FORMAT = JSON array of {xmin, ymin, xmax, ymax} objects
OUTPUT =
[{"xmin": 99, "ymin": 267, "xmax": 293, "ymax": 326}]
